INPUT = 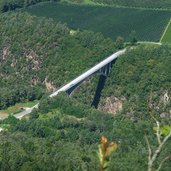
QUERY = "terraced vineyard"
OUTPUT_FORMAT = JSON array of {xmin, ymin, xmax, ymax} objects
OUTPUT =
[
  {"xmin": 25, "ymin": 2, "xmax": 171, "ymax": 41},
  {"xmin": 91, "ymin": 0, "xmax": 171, "ymax": 9},
  {"xmin": 160, "ymin": 19, "xmax": 171, "ymax": 43}
]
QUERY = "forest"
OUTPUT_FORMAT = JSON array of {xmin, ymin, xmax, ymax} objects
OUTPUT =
[
  {"xmin": 0, "ymin": 12, "xmax": 115, "ymax": 110},
  {"xmin": 0, "ymin": 92, "xmax": 170, "ymax": 171},
  {"xmin": 0, "ymin": 1, "xmax": 171, "ymax": 171},
  {"xmin": 0, "ymin": 0, "xmax": 59, "ymax": 12}
]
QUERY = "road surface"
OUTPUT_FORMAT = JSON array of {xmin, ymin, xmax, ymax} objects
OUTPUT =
[{"xmin": 15, "ymin": 104, "xmax": 39, "ymax": 119}]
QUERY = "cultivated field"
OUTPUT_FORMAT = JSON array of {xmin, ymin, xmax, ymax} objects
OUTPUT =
[
  {"xmin": 160, "ymin": 19, "xmax": 171, "ymax": 43},
  {"xmin": 91, "ymin": 0, "xmax": 171, "ymax": 9},
  {"xmin": 25, "ymin": 2, "xmax": 171, "ymax": 41}
]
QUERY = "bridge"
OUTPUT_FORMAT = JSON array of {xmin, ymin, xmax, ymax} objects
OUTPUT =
[
  {"xmin": 50, "ymin": 49, "xmax": 126, "ymax": 97},
  {"xmin": 15, "ymin": 49, "xmax": 126, "ymax": 119}
]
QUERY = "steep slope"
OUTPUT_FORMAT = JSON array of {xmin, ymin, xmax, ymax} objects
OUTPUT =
[
  {"xmin": 0, "ymin": 12, "xmax": 171, "ymax": 171},
  {"xmin": 25, "ymin": 2, "xmax": 171, "ymax": 41},
  {"xmin": 0, "ymin": 12, "xmax": 115, "ymax": 109},
  {"xmin": 91, "ymin": 0, "xmax": 171, "ymax": 9},
  {"xmin": 99, "ymin": 45, "xmax": 171, "ymax": 119},
  {"xmin": 0, "ymin": 93, "xmax": 171, "ymax": 170},
  {"xmin": 0, "ymin": 0, "xmax": 55, "ymax": 12}
]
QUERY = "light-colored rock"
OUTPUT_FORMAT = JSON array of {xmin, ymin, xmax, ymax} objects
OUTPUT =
[
  {"xmin": 44, "ymin": 77, "xmax": 55, "ymax": 92},
  {"xmin": 0, "ymin": 128, "xmax": 4, "ymax": 132},
  {"xmin": 99, "ymin": 96, "xmax": 125, "ymax": 115},
  {"xmin": 26, "ymin": 50, "xmax": 40, "ymax": 70},
  {"xmin": 2, "ymin": 45, "xmax": 10, "ymax": 60}
]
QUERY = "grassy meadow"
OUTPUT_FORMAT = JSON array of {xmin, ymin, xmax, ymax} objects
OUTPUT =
[
  {"xmin": 161, "ymin": 19, "xmax": 171, "ymax": 43},
  {"xmin": 25, "ymin": 2, "xmax": 171, "ymax": 41},
  {"xmin": 0, "ymin": 100, "xmax": 38, "ymax": 118}
]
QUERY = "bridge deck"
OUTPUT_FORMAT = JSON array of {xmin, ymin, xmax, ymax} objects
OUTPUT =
[{"xmin": 50, "ymin": 49, "xmax": 126, "ymax": 97}]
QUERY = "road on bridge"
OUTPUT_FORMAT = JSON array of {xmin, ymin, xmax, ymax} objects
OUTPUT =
[{"xmin": 14, "ymin": 49, "xmax": 126, "ymax": 119}]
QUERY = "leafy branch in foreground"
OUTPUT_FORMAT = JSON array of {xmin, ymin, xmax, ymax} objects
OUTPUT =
[
  {"xmin": 98, "ymin": 136, "xmax": 118, "ymax": 171},
  {"xmin": 145, "ymin": 115, "xmax": 171, "ymax": 171}
]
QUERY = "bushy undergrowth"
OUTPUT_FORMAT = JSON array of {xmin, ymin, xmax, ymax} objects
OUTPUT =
[
  {"xmin": 1, "ymin": 94, "xmax": 170, "ymax": 171},
  {"xmin": 0, "ymin": 0, "xmax": 59, "ymax": 12},
  {"xmin": 100, "ymin": 45, "xmax": 171, "ymax": 118},
  {"xmin": 0, "ymin": 12, "xmax": 115, "ymax": 109}
]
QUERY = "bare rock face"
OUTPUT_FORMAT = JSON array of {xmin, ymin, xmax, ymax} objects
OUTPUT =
[
  {"xmin": 159, "ymin": 91, "xmax": 170, "ymax": 106},
  {"xmin": 160, "ymin": 112, "xmax": 171, "ymax": 118},
  {"xmin": 11, "ymin": 58, "xmax": 17, "ymax": 67},
  {"xmin": 2, "ymin": 45, "xmax": 10, "ymax": 60},
  {"xmin": 99, "ymin": 96, "xmax": 126, "ymax": 115},
  {"xmin": 30, "ymin": 76, "xmax": 39, "ymax": 86},
  {"xmin": 25, "ymin": 50, "xmax": 41, "ymax": 70},
  {"xmin": 148, "ymin": 91, "xmax": 171, "ymax": 119},
  {"xmin": 148, "ymin": 91, "xmax": 170, "ymax": 111},
  {"xmin": 44, "ymin": 77, "xmax": 55, "ymax": 92}
]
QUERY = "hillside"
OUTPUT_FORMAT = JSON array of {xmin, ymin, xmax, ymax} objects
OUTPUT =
[
  {"xmin": 160, "ymin": 19, "xmax": 171, "ymax": 44},
  {"xmin": 1, "ymin": 0, "xmax": 171, "ymax": 11},
  {"xmin": 0, "ymin": 0, "xmax": 54, "ymax": 12},
  {"xmin": 0, "ymin": 93, "xmax": 170, "ymax": 171},
  {"xmin": 99, "ymin": 45, "xmax": 171, "ymax": 118},
  {"xmin": 0, "ymin": 34, "xmax": 170, "ymax": 171},
  {"xmin": 90, "ymin": 0, "xmax": 171, "ymax": 9},
  {"xmin": 0, "ymin": 1, "xmax": 171, "ymax": 171},
  {"xmin": 25, "ymin": 2, "xmax": 171, "ymax": 41},
  {"xmin": 0, "ymin": 12, "xmax": 115, "ymax": 110},
  {"xmin": 68, "ymin": 44, "xmax": 171, "ymax": 117}
]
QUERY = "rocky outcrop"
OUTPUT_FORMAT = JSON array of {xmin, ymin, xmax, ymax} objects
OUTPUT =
[
  {"xmin": 11, "ymin": 58, "xmax": 17, "ymax": 67},
  {"xmin": 148, "ymin": 91, "xmax": 170, "ymax": 110},
  {"xmin": 148, "ymin": 91, "xmax": 171, "ymax": 119},
  {"xmin": 44, "ymin": 77, "xmax": 55, "ymax": 92},
  {"xmin": 30, "ymin": 76, "xmax": 39, "ymax": 86},
  {"xmin": 26, "ymin": 50, "xmax": 41, "ymax": 70},
  {"xmin": 2, "ymin": 45, "xmax": 10, "ymax": 60},
  {"xmin": 99, "ymin": 96, "xmax": 126, "ymax": 115},
  {"xmin": 159, "ymin": 91, "xmax": 170, "ymax": 106},
  {"xmin": 160, "ymin": 111, "xmax": 171, "ymax": 118}
]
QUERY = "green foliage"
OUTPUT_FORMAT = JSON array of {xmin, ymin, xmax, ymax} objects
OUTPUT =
[
  {"xmin": 101, "ymin": 44, "xmax": 171, "ymax": 118},
  {"xmin": 0, "ymin": 100, "xmax": 38, "ymax": 116},
  {"xmin": 154, "ymin": 125, "xmax": 171, "ymax": 136},
  {"xmin": 0, "ymin": 94, "xmax": 152, "ymax": 170},
  {"xmin": 0, "ymin": 12, "xmax": 115, "ymax": 110},
  {"xmin": 39, "ymin": 93, "xmax": 89, "ymax": 117},
  {"xmin": 0, "ymin": 93, "xmax": 170, "ymax": 170},
  {"xmin": 91, "ymin": 0, "xmax": 171, "ymax": 9},
  {"xmin": 115, "ymin": 36, "xmax": 124, "ymax": 49},
  {"xmin": 0, "ymin": 0, "xmax": 59, "ymax": 12},
  {"xmin": 129, "ymin": 30, "xmax": 138, "ymax": 45},
  {"xmin": 161, "ymin": 19, "xmax": 171, "ymax": 44},
  {"xmin": 25, "ymin": 2, "xmax": 171, "ymax": 41},
  {"xmin": 0, "ymin": 2, "xmax": 171, "ymax": 171},
  {"xmin": 1, "ymin": 114, "xmax": 19, "ymax": 126},
  {"xmin": 98, "ymin": 136, "xmax": 118, "ymax": 171}
]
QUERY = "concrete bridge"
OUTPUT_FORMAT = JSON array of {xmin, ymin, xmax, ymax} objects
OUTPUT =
[
  {"xmin": 50, "ymin": 49, "xmax": 126, "ymax": 97},
  {"xmin": 15, "ymin": 49, "xmax": 126, "ymax": 119}
]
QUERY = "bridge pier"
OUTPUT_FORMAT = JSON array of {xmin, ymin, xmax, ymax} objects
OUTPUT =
[
  {"xmin": 65, "ymin": 61, "xmax": 114, "ymax": 96},
  {"xmin": 49, "ymin": 49, "xmax": 125, "ymax": 98}
]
